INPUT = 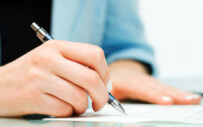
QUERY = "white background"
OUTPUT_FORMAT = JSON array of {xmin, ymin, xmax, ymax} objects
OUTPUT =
[{"xmin": 139, "ymin": 0, "xmax": 203, "ymax": 80}]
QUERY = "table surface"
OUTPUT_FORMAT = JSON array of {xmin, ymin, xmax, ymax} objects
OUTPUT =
[
  {"xmin": 2, "ymin": 101, "xmax": 203, "ymax": 127},
  {"xmin": 0, "ymin": 118, "xmax": 203, "ymax": 127}
]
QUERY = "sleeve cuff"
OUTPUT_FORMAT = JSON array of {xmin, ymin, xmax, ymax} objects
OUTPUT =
[{"xmin": 106, "ymin": 48, "xmax": 158, "ymax": 77}]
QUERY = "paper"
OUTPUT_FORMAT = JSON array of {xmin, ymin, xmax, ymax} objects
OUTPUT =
[{"xmin": 44, "ymin": 104, "xmax": 203, "ymax": 124}]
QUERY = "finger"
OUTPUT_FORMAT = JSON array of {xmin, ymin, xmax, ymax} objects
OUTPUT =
[
  {"xmin": 40, "ymin": 74, "xmax": 88, "ymax": 115},
  {"xmin": 37, "ymin": 94, "xmax": 73, "ymax": 117},
  {"xmin": 119, "ymin": 82, "xmax": 174, "ymax": 105},
  {"xmin": 51, "ymin": 40, "xmax": 110, "ymax": 84},
  {"xmin": 52, "ymin": 56, "xmax": 108, "ymax": 111},
  {"xmin": 160, "ymin": 85, "xmax": 201, "ymax": 105},
  {"xmin": 133, "ymin": 90, "xmax": 173, "ymax": 105}
]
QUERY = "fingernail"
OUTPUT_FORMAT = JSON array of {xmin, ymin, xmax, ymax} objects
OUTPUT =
[
  {"xmin": 162, "ymin": 96, "xmax": 172, "ymax": 102},
  {"xmin": 185, "ymin": 94, "xmax": 201, "ymax": 100}
]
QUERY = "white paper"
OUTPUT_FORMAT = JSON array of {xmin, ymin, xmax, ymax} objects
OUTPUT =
[{"xmin": 44, "ymin": 104, "xmax": 203, "ymax": 124}]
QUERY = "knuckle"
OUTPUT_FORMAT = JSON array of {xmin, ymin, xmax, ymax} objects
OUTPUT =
[
  {"xmin": 30, "ymin": 43, "xmax": 60, "ymax": 66},
  {"xmin": 90, "ymin": 46, "xmax": 105, "ymax": 63},
  {"xmin": 26, "ymin": 67, "xmax": 43, "ymax": 81},
  {"xmin": 94, "ymin": 46, "xmax": 104, "ymax": 56},
  {"xmin": 85, "ymin": 71, "xmax": 101, "ymax": 86},
  {"xmin": 30, "ymin": 53, "xmax": 51, "ymax": 66}
]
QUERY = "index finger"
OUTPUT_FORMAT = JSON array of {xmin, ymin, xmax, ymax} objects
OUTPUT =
[{"xmin": 49, "ymin": 40, "xmax": 110, "ymax": 85}]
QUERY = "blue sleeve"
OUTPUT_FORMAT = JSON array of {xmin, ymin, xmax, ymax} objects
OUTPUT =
[{"xmin": 101, "ymin": 0, "xmax": 156, "ymax": 75}]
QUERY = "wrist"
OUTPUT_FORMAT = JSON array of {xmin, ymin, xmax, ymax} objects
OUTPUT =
[{"xmin": 109, "ymin": 60, "xmax": 149, "ymax": 75}]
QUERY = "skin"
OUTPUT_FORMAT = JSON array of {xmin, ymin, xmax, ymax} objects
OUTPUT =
[
  {"xmin": 0, "ymin": 40, "xmax": 109, "ymax": 117},
  {"xmin": 0, "ymin": 41, "xmax": 201, "ymax": 117},
  {"xmin": 110, "ymin": 60, "xmax": 201, "ymax": 105}
]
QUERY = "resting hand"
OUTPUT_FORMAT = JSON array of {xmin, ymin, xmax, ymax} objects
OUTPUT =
[{"xmin": 110, "ymin": 60, "xmax": 201, "ymax": 105}]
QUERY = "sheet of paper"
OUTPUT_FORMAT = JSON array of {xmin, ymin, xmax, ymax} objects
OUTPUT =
[{"xmin": 44, "ymin": 104, "xmax": 203, "ymax": 124}]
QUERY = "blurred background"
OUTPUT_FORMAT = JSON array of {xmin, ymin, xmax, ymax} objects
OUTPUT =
[
  {"xmin": 139, "ymin": 0, "xmax": 203, "ymax": 80},
  {"xmin": 138, "ymin": 0, "xmax": 203, "ymax": 93}
]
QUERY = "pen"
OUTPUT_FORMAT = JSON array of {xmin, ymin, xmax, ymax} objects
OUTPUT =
[{"xmin": 31, "ymin": 22, "xmax": 126, "ymax": 115}]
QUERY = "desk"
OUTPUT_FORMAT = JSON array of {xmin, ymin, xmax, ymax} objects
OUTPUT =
[
  {"xmin": 1, "ymin": 101, "xmax": 203, "ymax": 127},
  {"xmin": 0, "ymin": 118, "xmax": 203, "ymax": 127},
  {"xmin": 0, "ymin": 101, "xmax": 202, "ymax": 127}
]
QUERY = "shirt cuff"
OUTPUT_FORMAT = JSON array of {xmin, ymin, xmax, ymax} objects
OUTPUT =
[{"xmin": 106, "ymin": 48, "xmax": 157, "ymax": 77}]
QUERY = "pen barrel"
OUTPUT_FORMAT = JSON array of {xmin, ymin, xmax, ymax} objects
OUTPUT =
[
  {"xmin": 42, "ymin": 34, "xmax": 53, "ymax": 42},
  {"xmin": 108, "ymin": 92, "xmax": 115, "ymax": 103},
  {"xmin": 36, "ymin": 27, "xmax": 53, "ymax": 42}
]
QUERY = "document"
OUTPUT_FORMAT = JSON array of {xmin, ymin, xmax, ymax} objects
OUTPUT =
[{"xmin": 44, "ymin": 104, "xmax": 203, "ymax": 124}]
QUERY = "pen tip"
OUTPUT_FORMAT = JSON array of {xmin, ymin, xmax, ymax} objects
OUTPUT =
[
  {"xmin": 118, "ymin": 103, "xmax": 127, "ymax": 115},
  {"xmin": 124, "ymin": 111, "xmax": 127, "ymax": 116},
  {"xmin": 110, "ymin": 100, "xmax": 127, "ymax": 115},
  {"xmin": 108, "ymin": 93, "xmax": 127, "ymax": 115},
  {"xmin": 120, "ymin": 108, "xmax": 127, "ymax": 115}
]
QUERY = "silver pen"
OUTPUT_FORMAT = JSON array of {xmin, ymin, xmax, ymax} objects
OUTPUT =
[{"xmin": 31, "ymin": 22, "xmax": 126, "ymax": 115}]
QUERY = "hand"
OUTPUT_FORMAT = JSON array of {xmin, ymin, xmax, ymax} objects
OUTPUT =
[
  {"xmin": 110, "ymin": 60, "xmax": 201, "ymax": 105},
  {"xmin": 0, "ymin": 40, "xmax": 109, "ymax": 117}
]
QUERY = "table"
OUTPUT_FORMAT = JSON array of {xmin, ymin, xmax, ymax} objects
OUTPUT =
[{"xmin": 0, "ymin": 118, "xmax": 203, "ymax": 127}]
